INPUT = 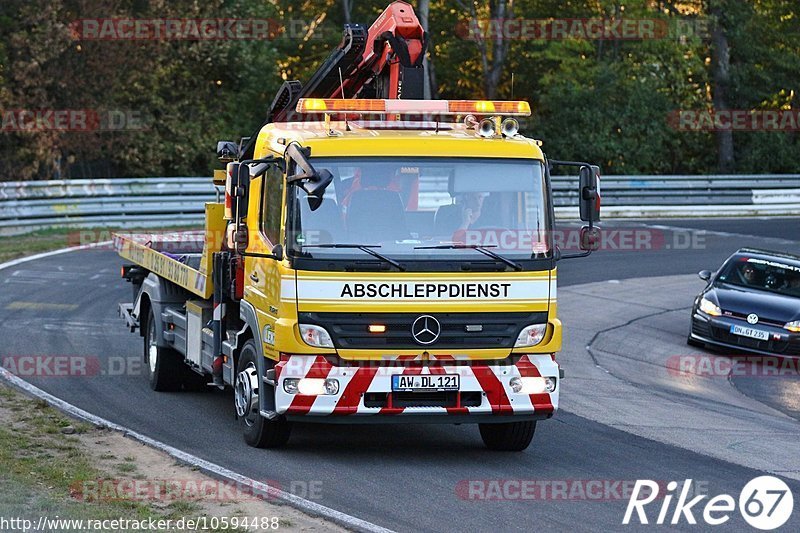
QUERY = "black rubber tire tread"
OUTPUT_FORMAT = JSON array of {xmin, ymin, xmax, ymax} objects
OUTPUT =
[
  {"xmin": 479, "ymin": 420, "xmax": 536, "ymax": 451},
  {"xmin": 238, "ymin": 340, "xmax": 292, "ymax": 448},
  {"xmin": 144, "ymin": 309, "xmax": 182, "ymax": 392}
]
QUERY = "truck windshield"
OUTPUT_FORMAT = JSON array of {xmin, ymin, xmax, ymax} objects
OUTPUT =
[{"xmin": 287, "ymin": 157, "xmax": 550, "ymax": 265}]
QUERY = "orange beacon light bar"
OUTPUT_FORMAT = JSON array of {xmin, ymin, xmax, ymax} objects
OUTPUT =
[{"xmin": 296, "ymin": 98, "xmax": 531, "ymax": 117}]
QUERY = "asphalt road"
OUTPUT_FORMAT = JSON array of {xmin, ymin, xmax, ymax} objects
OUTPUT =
[{"xmin": 1, "ymin": 218, "xmax": 798, "ymax": 532}]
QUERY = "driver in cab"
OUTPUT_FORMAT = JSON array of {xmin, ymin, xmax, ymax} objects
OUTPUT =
[{"xmin": 434, "ymin": 192, "xmax": 489, "ymax": 236}]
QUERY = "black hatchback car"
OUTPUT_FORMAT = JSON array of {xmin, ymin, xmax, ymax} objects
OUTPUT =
[{"xmin": 689, "ymin": 248, "xmax": 800, "ymax": 357}]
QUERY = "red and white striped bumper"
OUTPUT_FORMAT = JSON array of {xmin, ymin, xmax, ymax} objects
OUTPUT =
[{"xmin": 274, "ymin": 354, "xmax": 559, "ymax": 417}]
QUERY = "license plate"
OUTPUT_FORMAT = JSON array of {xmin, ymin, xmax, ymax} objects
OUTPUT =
[
  {"xmin": 730, "ymin": 324, "xmax": 770, "ymax": 341},
  {"xmin": 391, "ymin": 374, "xmax": 460, "ymax": 392}
]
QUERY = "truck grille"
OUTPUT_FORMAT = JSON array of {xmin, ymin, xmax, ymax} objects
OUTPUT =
[{"xmin": 298, "ymin": 312, "xmax": 547, "ymax": 350}]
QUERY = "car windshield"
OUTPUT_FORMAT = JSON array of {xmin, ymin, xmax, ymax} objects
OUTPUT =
[
  {"xmin": 287, "ymin": 157, "xmax": 549, "ymax": 263},
  {"xmin": 716, "ymin": 256, "xmax": 800, "ymax": 297}
]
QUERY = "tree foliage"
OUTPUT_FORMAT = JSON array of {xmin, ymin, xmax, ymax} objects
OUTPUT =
[{"xmin": 0, "ymin": 0, "xmax": 797, "ymax": 179}]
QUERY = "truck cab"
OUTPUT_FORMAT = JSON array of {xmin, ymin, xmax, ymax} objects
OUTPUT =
[{"xmin": 217, "ymin": 99, "xmax": 599, "ymax": 450}]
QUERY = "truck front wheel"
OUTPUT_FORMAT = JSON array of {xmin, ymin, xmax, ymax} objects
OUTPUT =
[
  {"xmin": 479, "ymin": 420, "xmax": 536, "ymax": 451},
  {"xmin": 235, "ymin": 340, "xmax": 291, "ymax": 448}
]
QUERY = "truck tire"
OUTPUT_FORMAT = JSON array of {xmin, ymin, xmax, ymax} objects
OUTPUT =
[
  {"xmin": 143, "ymin": 308, "xmax": 182, "ymax": 392},
  {"xmin": 235, "ymin": 340, "xmax": 291, "ymax": 448},
  {"xmin": 479, "ymin": 421, "xmax": 536, "ymax": 451}
]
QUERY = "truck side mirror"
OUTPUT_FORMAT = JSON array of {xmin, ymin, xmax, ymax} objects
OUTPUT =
[
  {"xmin": 235, "ymin": 163, "xmax": 250, "ymax": 219},
  {"xmin": 285, "ymin": 143, "xmax": 333, "ymax": 211},
  {"xmin": 579, "ymin": 225, "xmax": 601, "ymax": 251},
  {"xmin": 302, "ymin": 169, "xmax": 333, "ymax": 211},
  {"xmin": 698, "ymin": 270, "xmax": 712, "ymax": 281},
  {"xmin": 579, "ymin": 165, "xmax": 601, "ymax": 223},
  {"xmin": 217, "ymin": 140, "xmax": 240, "ymax": 163}
]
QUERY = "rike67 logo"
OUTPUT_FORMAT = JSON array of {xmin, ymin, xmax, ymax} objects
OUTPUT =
[{"xmin": 624, "ymin": 477, "xmax": 793, "ymax": 530}]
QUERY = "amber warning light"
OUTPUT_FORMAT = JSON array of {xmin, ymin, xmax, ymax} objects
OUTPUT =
[{"xmin": 296, "ymin": 99, "xmax": 531, "ymax": 117}]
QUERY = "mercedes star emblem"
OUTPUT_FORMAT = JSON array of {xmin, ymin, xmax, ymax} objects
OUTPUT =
[{"xmin": 411, "ymin": 315, "xmax": 441, "ymax": 345}]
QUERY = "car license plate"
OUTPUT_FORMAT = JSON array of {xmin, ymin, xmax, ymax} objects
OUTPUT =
[
  {"xmin": 730, "ymin": 324, "xmax": 770, "ymax": 341},
  {"xmin": 391, "ymin": 374, "xmax": 460, "ymax": 392}
]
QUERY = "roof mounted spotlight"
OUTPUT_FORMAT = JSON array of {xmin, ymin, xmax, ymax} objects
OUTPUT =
[
  {"xmin": 477, "ymin": 118, "xmax": 496, "ymax": 138},
  {"xmin": 464, "ymin": 114, "xmax": 479, "ymax": 130},
  {"xmin": 501, "ymin": 118, "xmax": 520, "ymax": 138}
]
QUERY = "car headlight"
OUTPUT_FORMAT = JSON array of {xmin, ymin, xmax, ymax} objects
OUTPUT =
[
  {"xmin": 785, "ymin": 321, "xmax": 800, "ymax": 333},
  {"xmin": 298, "ymin": 324, "xmax": 334, "ymax": 348},
  {"xmin": 699, "ymin": 297, "xmax": 722, "ymax": 317},
  {"xmin": 515, "ymin": 324, "xmax": 547, "ymax": 347}
]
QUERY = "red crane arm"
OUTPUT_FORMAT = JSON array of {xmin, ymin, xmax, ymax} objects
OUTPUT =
[{"xmin": 337, "ymin": 1, "xmax": 427, "ymax": 100}]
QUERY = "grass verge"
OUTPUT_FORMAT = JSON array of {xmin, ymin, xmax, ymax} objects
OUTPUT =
[
  {"xmin": 0, "ymin": 383, "xmax": 338, "ymax": 532},
  {"xmin": 0, "ymin": 385, "xmax": 245, "ymax": 531}
]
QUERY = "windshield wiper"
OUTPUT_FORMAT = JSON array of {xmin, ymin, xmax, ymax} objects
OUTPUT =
[
  {"xmin": 302, "ymin": 244, "xmax": 406, "ymax": 271},
  {"xmin": 414, "ymin": 244, "xmax": 523, "ymax": 271}
]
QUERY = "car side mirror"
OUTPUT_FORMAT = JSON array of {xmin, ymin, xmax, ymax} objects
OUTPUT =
[
  {"xmin": 698, "ymin": 270, "xmax": 712, "ymax": 282},
  {"xmin": 217, "ymin": 140, "xmax": 240, "ymax": 163}
]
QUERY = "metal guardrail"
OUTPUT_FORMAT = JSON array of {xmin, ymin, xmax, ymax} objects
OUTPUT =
[
  {"xmin": 552, "ymin": 174, "xmax": 800, "ymax": 218},
  {"xmin": 0, "ymin": 178, "xmax": 218, "ymax": 235},
  {"xmin": 1, "ymin": 175, "xmax": 799, "ymax": 235}
]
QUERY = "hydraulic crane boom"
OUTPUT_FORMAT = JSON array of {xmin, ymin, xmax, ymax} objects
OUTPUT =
[
  {"xmin": 267, "ymin": 0, "xmax": 427, "ymax": 124},
  {"xmin": 339, "ymin": 0, "xmax": 427, "ymax": 100}
]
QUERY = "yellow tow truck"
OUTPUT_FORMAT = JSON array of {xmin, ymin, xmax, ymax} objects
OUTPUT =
[{"xmin": 116, "ymin": 2, "xmax": 601, "ymax": 450}]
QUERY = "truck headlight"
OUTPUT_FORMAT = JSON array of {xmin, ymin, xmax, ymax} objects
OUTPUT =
[
  {"xmin": 515, "ymin": 324, "xmax": 547, "ymax": 347},
  {"xmin": 785, "ymin": 321, "xmax": 800, "ymax": 333},
  {"xmin": 298, "ymin": 324, "xmax": 334, "ymax": 348},
  {"xmin": 699, "ymin": 297, "xmax": 722, "ymax": 317}
]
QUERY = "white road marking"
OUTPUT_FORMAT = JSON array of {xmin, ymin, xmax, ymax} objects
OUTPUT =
[
  {"xmin": 638, "ymin": 222, "xmax": 798, "ymax": 244},
  {"xmin": 0, "ymin": 242, "xmax": 113, "ymax": 273}
]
